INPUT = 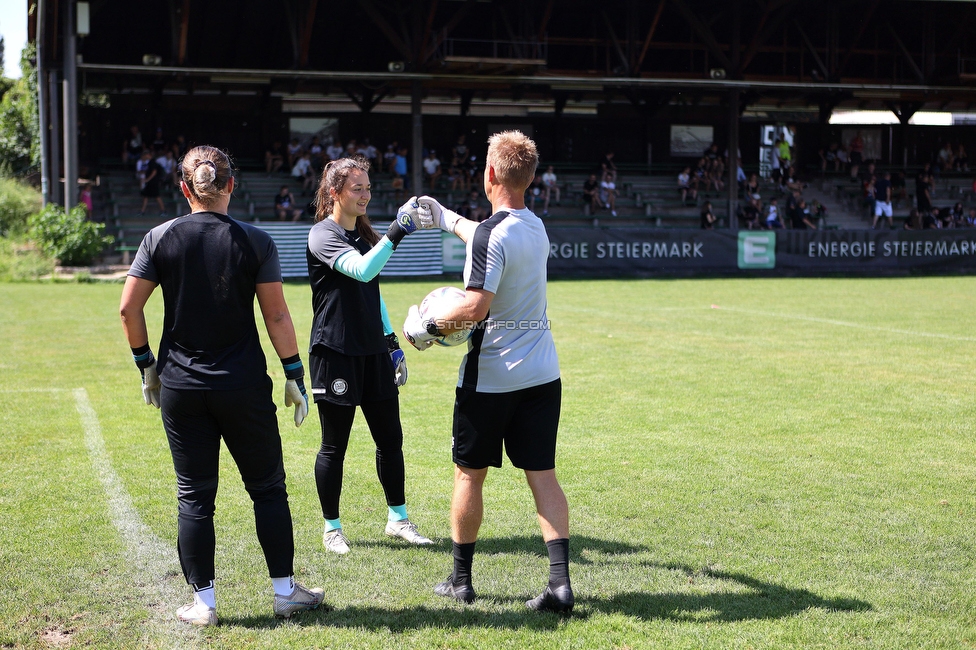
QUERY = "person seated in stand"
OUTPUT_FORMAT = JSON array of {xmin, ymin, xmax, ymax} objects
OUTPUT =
[
  {"xmin": 922, "ymin": 207, "xmax": 940, "ymax": 229},
  {"xmin": 967, "ymin": 207, "xmax": 976, "ymax": 228},
  {"xmin": 951, "ymin": 201, "xmax": 965, "ymax": 227},
  {"xmin": 955, "ymin": 144, "xmax": 969, "ymax": 172},
  {"xmin": 383, "ymin": 143, "xmax": 398, "ymax": 174},
  {"xmin": 789, "ymin": 199, "xmax": 817, "ymax": 230},
  {"xmin": 390, "ymin": 173, "xmax": 405, "ymax": 202},
  {"xmin": 527, "ymin": 174, "xmax": 545, "ymax": 213},
  {"xmin": 700, "ymin": 201, "xmax": 717, "ymax": 230},
  {"xmin": 287, "ymin": 138, "xmax": 303, "ymax": 170},
  {"xmin": 600, "ymin": 151, "xmax": 618, "ymax": 183},
  {"xmin": 902, "ymin": 208, "xmax": 922, "ymax": 230},
  {"xmin": 423, "ymin": 150, "xmax": 442, "ymax": 190},
  {"xmin": 742, "ymin": 173, "xmax": 760, "ymax": 200},
  {"xmin": 265, "ymin": 141, "xmax": 285, "ymax": 176},
  {"xmin": 459, "ymin": 189, "xmax": 488, "ymax": 222},
  {"xmin": 291, "ymin": 151, "xmax": 315, "ymax": 196},
  {"xmin": 738, "ymin": 196, "xmax": 760, "ymax": 230},
  {"xmin": 308, "ymin": 137, "xmax": 325, "ymax": 170},
  {"xmin": 581, "ymin": 173, "xmax": 600, "ymax": 214},
  {"xmin": 677, "ymin": 167, "xmax": 697, "ymax": 204},
  {"xmin": 692, "ymin": 157, "xmax": 707, "ymax": 194},
  {"xmin": 275, "ymin": 185, "xmax": 304, "ymax": 222},
  {"xmin": 326, "ymin": 139, "xmax": 344, "ymax": 163},
  {"xmin": 940, "ymin": 206, "xmax": 957, "ymax": 229},
  {"xmin": 765, "ymin": 197, "xmax": 784, "ymax": 229},
  {"xmin": 542, "ymin": 165, "xmax": 560, "ymax": 215},
  {"xmin": 599, "ymin": 172, "xmax": 617, "ymax": 216}
]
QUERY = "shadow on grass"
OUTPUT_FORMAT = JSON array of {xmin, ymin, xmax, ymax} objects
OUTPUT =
[
  {"xmin": 581, "ymin": 562, "xmax": 872, "ymax": 623},
  {"xmin": 354, "ymin": 534, "xmax": 648, "ymax": 564}
]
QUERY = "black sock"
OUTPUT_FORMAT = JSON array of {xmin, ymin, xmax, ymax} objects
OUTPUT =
[
  {"xmin": 545, "ymin": 538, "xmax": 570, "ymax": 588},
  {"xmin": 452, "ymin": 541, "xmax": 476, "ymax": 585}
]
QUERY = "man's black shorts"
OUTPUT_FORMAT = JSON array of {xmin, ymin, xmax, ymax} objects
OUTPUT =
[
  {"xmin": 452, "ymin": 379, "xmax": 561, "ymax": 470},
  {"xmin": 309, "ymin": 346, "xmax": 397, "ymax": 406}
]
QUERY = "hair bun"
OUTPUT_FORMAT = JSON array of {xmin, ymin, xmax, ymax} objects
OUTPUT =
[{"xmin": 194, "ymin": 160, "xmax": 217, "ymax": 186}]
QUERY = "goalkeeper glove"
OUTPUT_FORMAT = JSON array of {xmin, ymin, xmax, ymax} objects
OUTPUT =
[
  {"xmin": 131, "ymin": 344, "xmax": 161, "ymax": 408},
  {"xmin": 402, "ymin": 305, "xmax": 438, "ymax": 351},
  {"xmin": 281, "ymin": 354, "xmax": 309, "ymax": 427},
  {"xmin": 386, "ymin": 333, "xmax": 407, "ymax": 386},
  {"xmin": 417, "ymin": 195, "xmax": 462, "ymax": 234},
  {"xmin": 386, "ymin": 197, "xmax": 422, "ymax": 249}
]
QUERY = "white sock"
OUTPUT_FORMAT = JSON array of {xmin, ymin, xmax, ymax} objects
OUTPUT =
[
  {"xmin": 272, "ymin": 576, "xmax": 294, "ymax": 597},
  {"xmin": 192, "ymin": 581, "xmax": 216, "ymax": 609}
]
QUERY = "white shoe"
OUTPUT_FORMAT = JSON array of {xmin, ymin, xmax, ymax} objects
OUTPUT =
[
  {"xmin": 176, "ymin": 601, "xmax": 217, "ymax": 627},
  {"xmin": 323, "ymin": 528, "xmax": 350, "ymax": 555},
  {"xmin": 385, "ymin": 519, "xmax": 434, "ymax": 545},
  {"xmin": 273, "ymin": 580, "xmax": 329, "ymax": 618}
]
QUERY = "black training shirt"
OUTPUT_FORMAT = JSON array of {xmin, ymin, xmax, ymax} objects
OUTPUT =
[{"xmin": 128, "ymin": 211, "xmax": 282, "ymax": 390}]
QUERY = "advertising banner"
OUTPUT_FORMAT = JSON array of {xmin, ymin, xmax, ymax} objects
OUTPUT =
[{"xmin": 545, "ymin": 227, "xmax": 976, "ymax": 276}]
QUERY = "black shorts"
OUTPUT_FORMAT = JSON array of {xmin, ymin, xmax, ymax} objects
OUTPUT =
[
  {"xmin": 452, "ymin": 379, "xmax": 561, "ymax": 470},
  {"xmin": 309, "ymin": 347, "xmax": 397, "ymax": 406}
]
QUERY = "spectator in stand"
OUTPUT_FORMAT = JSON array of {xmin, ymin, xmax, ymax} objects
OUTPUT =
[
  {"xmin": 460, "ymin": 189, "xmax": 488, "ymax": 221},
  {"xmin": 739, "ymin": 196, "xmax": 760, "ymax": 230},
  {"xmin": 704, "ymin": 143, "xmax": 720, "ymax": 162},
  {"xmin": 136, "ymin": 149, "xmax": 151, "ymax": 189},
  {"xmin": 599, "ymin": 172, "xmax": 617, "ymax": 216},
  {"xmin": 123, "ymin": 125, "xmax": 144, "ymax": 167},
  {"xmin": 171, "ymin": 134, "xmax": 188, "ymax": 161},
  {"xmin": 582, "ymin": 173, "xmax": 600, "ymax": 214},
  {"xmin": 344, "ymin": 140, "xmax": 359, "ymax": 158},
  {"xmin": 383, "ymin": 143, "xmax": 398, "ymax": 174},
  {"xmin": 776, "ymin": 137, "xmax": 792, "ymax": 173},
  {"xmin": 862, "ymin": 175, "xmax": 877, "ymax": 219},
  {"xmin": 771, "ymin": 137, "xmax": 783, "ymax": 183},
  {"xmin": 872, "ymin": 171, "xmax": 893, "ymax": 229},
  {"xmin": 939, "ymin": 207, "xmax": 956, "ymax": 229},
  {"xmin": 542, "ymin": 165, "xmax": 560, "ymax": 215},
  {"xmin": 275, "ymin": 185, "xmax": 304, "ymax": 222},
  {"xmin": 922, "ymin": 207, "xmax": 940, "ymax": 229},
  {"xmin": 848, "ymin": 131, "xmax": 865, "ymax": 166},
  {"xmin": 916, "ymin": 167, "xmax": 932, "ymax": 215},
  {"xmin": 600, "ymin": 151, "xmax": 618, "ymax": 183},
  {"xmin": 765, "ymin": 197, "xmax": 784, "ymax": 229},
  {"xmin": 903, "ymin": 208, "xmax": 922, "ymax": 230},
  {"xmin": 423, "ymin": 150, "xmax": 442, "ymax": 190},
  {"xmin": 955, "ymin": 144, "xmax": 969, "ymax": 172},
  {"xmin": 700, "ymin": 201, "xmax": 716, "ymax": 230},
  {"xmin": 677, "ymin": 167, "xmax": 697, "ymax": 204},
  {"xmin": 708, "ymin": 157, "xmax": 725, "ymax": 193},
  {"xmin": 789, "ymin": 199, "xmax": 817, "ymax": 230},
  {"xmin": 820, "ymin": 142, "xmax": 841, "ymax": 173},
  {"xmin": 891, "ymin": 171, "xmax": 908, "ymax": 207},
  {"xmin": 151, "ymin": 127, "xmax": 166, "ymax": 153},
  {"xmin": 743, "ymin": 173, "xmax": 760, "ymax": 200},
  {"xmin": 265, "ymin": 141, "xmax": 285, "ymax": 176},
  {"xmin": 966, "ymin": 207, "xmax": 976, "ymax": 227},
  {"xmin": 451, "ymin": 135, "xmax": 469, "ymax": 169},
  {"xmin": 527, "ymin": 174, "xmax": 545, "ymax": 213},
  {"xmin": 359, "ymin": 139, "xmax": 378, "ymax": 169},
  {"xmin": 464, "ymin": 154, "xmax": 480, "ymax": 193},
  {"xmin": 692, "ymin": 158, "xmax": 707, "ymax": 193},
  {"xmin": 448, "ymin": 155, "xmax": 464, "ymax": 192},
  {"xmin": 326, "ymin": 139, "xmax": 344, "ymax": 164},
  {"xmin": 937, "ymin": 142, "xmax": 955, "ymax": 175},
  {"xmin": 951, "ymin": 201, "xmax": 965, "ymax": 227},
  {"xmin": 156, "ymin": 149, "xmax": 177, "ymax": 192},
  {"xmin": 292, "ymin": 151, "xmax": 315, "ymax": 196},
  {"xmin": 394, "ymin": 148, "xmax": 409, "ymax": 186},
  {"xmin": 308, "ymin": 137, "xmax": 325, "ymax": 170},
  {"xmin": 79, "ymin": 183, "xmax": 94, "ymax": 218},
  {"xmin": 138, "ymin": 152, "xmax": 166, "ymax": 217},
  {"xmin": 287, "ymin": 138, "xmax": 303, "ymax": 170},
  {"xmin": 835, "ymin": 144, "xmax": 850, "ymax": 171}
]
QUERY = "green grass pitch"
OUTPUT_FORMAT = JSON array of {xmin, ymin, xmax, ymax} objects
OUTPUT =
[{"xmin": 1, "ymin": 276, "xmax": 974, "ymax": 649}]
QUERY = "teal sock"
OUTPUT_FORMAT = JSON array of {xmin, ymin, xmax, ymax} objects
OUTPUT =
[
  {"xmin": 325, "ymin": 518, "xmax": 342, "ymax": 532},
  {"xmin": 387, "ymin": 504, "xmax": 408, "ymax": 522}
]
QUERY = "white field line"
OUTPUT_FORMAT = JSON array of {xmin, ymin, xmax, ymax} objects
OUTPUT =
[
  {"xmin": 70, "ymin": 388, "xmax": 192, "ymax": 644},
  {"xmin": 708, "ymin": 305, "xmax": 976, "ymax": 342}
]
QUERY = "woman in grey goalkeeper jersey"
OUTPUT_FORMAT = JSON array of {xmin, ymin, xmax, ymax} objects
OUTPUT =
[
  {"xmin": 119, "ymin": 145, "xmax": 324, "ymax": 626},
  {"xmin": 305, "ymin": 155, "xmax": 434, "ymax": 555}
]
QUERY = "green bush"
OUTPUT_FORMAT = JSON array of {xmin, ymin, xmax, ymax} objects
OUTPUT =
[
  {"xmin": 28, "ymin": 203, "xmax": 113, "ymax": 266},
  {"xmin": 0, "ymin": 176, "xmax": 42, "ymax": 236},
  {"xmin": 0, "ymin": 237, "xmax": 54, "ymax": 281}
]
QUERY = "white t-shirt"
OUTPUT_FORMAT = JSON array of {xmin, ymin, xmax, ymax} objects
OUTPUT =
[
  {"xmin": 292, "ymin": 158, "xmax": 311, "ymax": 177},
  {"xmin": 459, "ymin": 208, "xmax": 560, "ymax": 393},
  {"xmin": 326, "ymin": 144, "xmax": 343, "ymax": 161},
  {"xmin": 423, "ymin": 157, "xmax": 441, "ymax": 175},
  {"xmin": 542, "ymin": 171, "xmax": 557, "ymax": 187}
]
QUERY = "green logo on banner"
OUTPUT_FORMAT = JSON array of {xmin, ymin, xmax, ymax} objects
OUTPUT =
[{"xmin": 738, "ymin": 231, "xmax": 776, "ymax": 269}]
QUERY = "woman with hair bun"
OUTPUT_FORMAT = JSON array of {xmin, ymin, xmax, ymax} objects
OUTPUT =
[
  {"xmin": 119, "ymin": 145, "xmax": 325, "ymax": 626},
  {"xmin": 305, "ymin": 154, "xmax": 434, "ymax": 555}
]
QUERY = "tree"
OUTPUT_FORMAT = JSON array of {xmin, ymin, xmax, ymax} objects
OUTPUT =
[{"xmin": 0, "ymin": 43, "xmax": 39, "ymax": 176}]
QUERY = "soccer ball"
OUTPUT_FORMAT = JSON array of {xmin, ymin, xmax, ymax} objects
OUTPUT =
[{"xmin": 419, "ymin": 286, "xmax": 473, "ymax": 347}]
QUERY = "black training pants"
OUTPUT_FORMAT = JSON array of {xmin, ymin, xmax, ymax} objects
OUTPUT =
[
  {"xmin": 160, "ymin": 379, "xmax": 294, "ymax": 585},
  {"xmin": 314, "ymin": 398, "xmax": 405, "ymax": 520}
]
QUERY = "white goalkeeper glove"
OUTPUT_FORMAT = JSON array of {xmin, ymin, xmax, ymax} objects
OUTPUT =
[
  {"xmin": 417, "ymin": 195, "xmax": 462, "ymax": 234},
  {"xmin": 386, "ymin": 196, "xmax": 425, "ymax": 249},
  {"xmin": 386, "ymin": 333, "xmax": 408, "ymax": 386},
  {"xmin": 281, "ymin": 354, "xmax": 308, "ymax": 427},
  {"xmin": 131, "ymin": 344, "xmax": 161, "ymax": 408},
  {"xmin": 402, "ymin": 304, "xmax": 438, "ymax": 351},
  {"xmin": 142, "ymin": 361, "xmax": 161, "ymax": 408}
]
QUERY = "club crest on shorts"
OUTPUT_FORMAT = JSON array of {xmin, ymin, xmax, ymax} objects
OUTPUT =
[{"xmin": 331, "ymin": 379, "xmax": 348, "ymax": 395}]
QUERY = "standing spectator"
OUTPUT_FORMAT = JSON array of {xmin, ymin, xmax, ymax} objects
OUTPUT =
[
  {"xmin": 541, "ymin": 165, "xmax": 560, "ymax": 215},
  {"xmin": 135, "ymin": 149, "xmax": 152, "ymax": 188},
  {"xmin": 409, "ymin": 130, "xmax": 574, "ymax": 614},
  {"xmin": 394, "ymin": 148, "xmax": 409, "ymax": 186},
  {"xmin": 123, "ymin": 125, "xmax": 143, "ymax": 167},
  {"xmin": 677, "ymin": 167, "xmax": 697, "ymax": 204},
  {"xmin": 862, "ymin": 175, "xmax": 877, "ymax": 219},
  {"xmin": 305, "ymin": 156, "xmax": 433, "ymax": 555},
  {"xmin": 872, "ymin": 171, "xmax": 893, "ymax": 229},
  {"xmin": 274, "ymin": 185, "xmax": 304, "ymax": 221},
  {"xmin": 581, "ymin": 173, "xmax": 600, "ymax": 214},
  {"xmin": 848, "ymin": 131, "xmax": 865, "ymax": 166},
  {"xmin": 423, "ymin": 150, "xmax": 442, "ymax": 190},
  {"xmin": 937, "ymin": 142, "xmax": 955, "ymax": 175},
  {"xmin": 139, "ymin": 152, "xmax": 166, "ymax": 217},
  {"xmin": 156, "ymin": 149, "xmax": 177, "ymax": 192},
  {"xmin": 776, "ymin": 137, "xmax": 792, "ymax": 172},
  {"xmin": 700, "ymin": 200, "xmax": 716, "ymax": 229},
  {"xmin": 600, "ymin": 151, "xmax": 617, "ymax": 183},
  {"xmin": 118, "ymin": 145, "xmax": 325, "ymax": 626},
  {"xmin": 771, "ymin": 138, "xmax": 783, "ymax": 183},
  {"xmin": 916, "ymin": 167, "xmax": 932, "ymax": 215},
  {"xmin": 599, "ymin": 172, "xmax": 617, "ymax": 216},
  {"xmin": 292, "ymin": 151, "xmax": 315, "ymax": 196}
]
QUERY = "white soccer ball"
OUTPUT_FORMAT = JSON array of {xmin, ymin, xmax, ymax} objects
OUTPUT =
[{"xmin": 419, "ymin": 286, "xmax": 473, "ymax": 347}]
